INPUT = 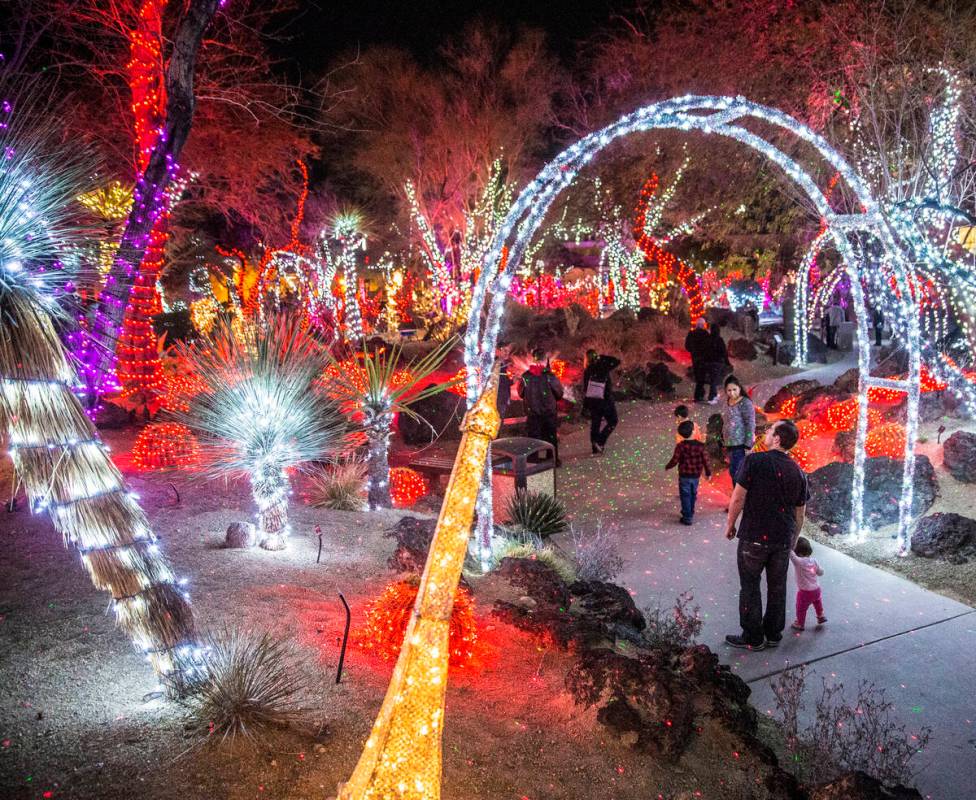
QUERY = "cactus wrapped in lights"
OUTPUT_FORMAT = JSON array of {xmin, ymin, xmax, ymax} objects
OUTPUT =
[
  {"xmin": 0, "ymin": 117, "xmax": 201, "ymax": 691},
  {"xmin": 174, "ymin": 315, "xmax": 348, "ymax": 550}
]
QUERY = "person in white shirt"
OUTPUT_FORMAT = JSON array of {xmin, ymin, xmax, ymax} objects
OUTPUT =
[{"xmin": 790, "ymin": 536, "xmax": 827, "ymax": 632}]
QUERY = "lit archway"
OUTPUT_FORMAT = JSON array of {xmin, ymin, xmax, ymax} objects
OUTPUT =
[{"xmin": 464, "ymin": 95, "xmax": 945, "ymax": 550}]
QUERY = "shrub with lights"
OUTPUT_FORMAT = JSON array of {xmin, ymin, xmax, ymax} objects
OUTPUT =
[
  {"xmin": 173, "ymin": 315, "xmax": 348, "ymax": 550},
  {"xmin": 389, "ymin": 467, "xmax": 430, "ymax": 508},
  {"xmin": 356, "ymin": 578, "xmax": 479, "ymax": 668},
  {"xmin": 132, "ymin": 422, "xmax": 200, "ymax": 470}
]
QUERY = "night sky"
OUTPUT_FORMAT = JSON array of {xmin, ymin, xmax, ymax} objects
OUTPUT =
[{"xmin": 289, "ymin": 0, "xmax": 623, "ymax": 69}]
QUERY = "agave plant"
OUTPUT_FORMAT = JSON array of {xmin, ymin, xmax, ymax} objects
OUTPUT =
[
  {"xmin": 323, "ymin": 338, "xmax": 459, "ymax": 509},
  {"xmin": 504, "ymin": 490, "xmax": 569, "ymax": 539},
  {"xmin": 174, "ymin": 315, "xmax": 348, "ymax": 550}
]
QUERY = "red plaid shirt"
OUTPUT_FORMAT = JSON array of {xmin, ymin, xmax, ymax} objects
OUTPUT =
[{"xmin": 665, "ymin": 440, "xmax": 711, "ymax": 478}]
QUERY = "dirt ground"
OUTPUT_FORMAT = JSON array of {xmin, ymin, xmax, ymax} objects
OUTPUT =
[{"xmin": 1, "ymin": 428, "xmax": 789, "ymax": 800}]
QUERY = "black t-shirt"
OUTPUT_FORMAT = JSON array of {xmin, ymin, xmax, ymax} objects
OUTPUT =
[{"xmin": 735, "ymin": 450, "xmax": 810, "ymax": 548}]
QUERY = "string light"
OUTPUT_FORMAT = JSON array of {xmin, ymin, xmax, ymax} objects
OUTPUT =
[
  {"xmin": 132, "ymin": 422, "xmax": 200, "ymax": 470},
  {"xmin": 390, "ymin": 467, "xmax": 429, "ymax": 508}
]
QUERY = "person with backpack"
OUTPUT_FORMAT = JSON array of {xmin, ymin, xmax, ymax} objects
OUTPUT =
[
  {"xmin": 583, "ymin": 349, "xmax": 621, "ymax": 455},
  {"xmin": 517, "ymin": 347, "xmax": 564, "ymax": 466},
  {"xmin": 684, "ymin": 318, "xmax": 711, "ymax": 402}
]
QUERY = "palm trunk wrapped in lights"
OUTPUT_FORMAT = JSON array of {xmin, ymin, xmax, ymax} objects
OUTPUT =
[
  {"xmin": 252, "ymin": 462, "xmax": 290, "ymax": 550},
  {"xmin": 323, "ymin": 338, "xmax": 459, "ymax": 511},
  {"xmin": 336, "ymin": 369, "xmax": 499, "ymax": 800}
]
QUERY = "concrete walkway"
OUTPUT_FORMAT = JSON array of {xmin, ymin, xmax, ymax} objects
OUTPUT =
[{"xmin": 554, "ymin": 396, "xmax": 975, "ymax": 800}]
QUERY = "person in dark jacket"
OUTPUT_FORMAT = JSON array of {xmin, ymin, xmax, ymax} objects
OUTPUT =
[
  {"xmin": 684, "ymin": 318, "xmax": 711, "ymax": 402},
  {"xmin": 517, "ymin": 347, "xmax": 564, "ymax": 465},
  {"xmin": 871, "ymin": 307, "xmax": 885, "ymax": 347},
  {"xmin": 706, "ymin": 323, "xmax": 729, "ymax": 404},
  {"xmin": 583, "ymin": 349, "xmax": 621, "ymax": 455},
  {"xmin": 495, "ymin": 344, "xmax": 514, "ymax": 419}
]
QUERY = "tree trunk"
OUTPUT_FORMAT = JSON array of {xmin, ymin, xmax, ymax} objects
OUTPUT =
[
  {"xmin": 85, "ymin": 0, "xmax": 221, "ymax": 402},
  {"xmin": 0, "ymin": 287, "xmax": 199, "ymax": 693},
  {"xmin": 365, "ymin": 413, "xmax": 393, "ymax": 509},
  {"xmin": 253, "ymin": 466, "xmax": 291, "ymax": 551}
]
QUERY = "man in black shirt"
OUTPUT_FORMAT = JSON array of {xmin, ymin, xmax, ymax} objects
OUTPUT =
[{"xmin": 724, "ymin": 420, "xmax": 809, "ymax": 650}]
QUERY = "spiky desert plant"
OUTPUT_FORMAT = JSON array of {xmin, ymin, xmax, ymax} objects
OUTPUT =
[
  {"xmin": 184, "ymin": 627, "xmax": 307, "ymax": 746},
  {"xmin": 323, "ymin": 337, "xmax": 459, "ymax": 509},
  {"xmin": 0, "ymin": 109, "xmax": 201, "ymax": 690},
  {"xmin": 307, "ymin": 457, "xmax": 368, "ymax": 511},
  {"xmin": 174, "ymin": 315, "xmax": 347, "ymax": 550},
  {"xmin": 504, "ymin": 490, "xmax": 569, "ymax": 539}
]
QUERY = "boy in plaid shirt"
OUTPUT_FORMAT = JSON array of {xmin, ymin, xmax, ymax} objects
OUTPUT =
[{"xmin": 665, "ymin": 420, "xmax": 711, "ymax": 525}]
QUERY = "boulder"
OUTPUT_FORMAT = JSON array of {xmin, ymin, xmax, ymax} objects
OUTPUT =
[
  {"xmin": 942, "ymin": 430, "xmax": 976, "ymax": 483},
  {"xmin": 763, "ymin": 379, "xmax": 821, "ymax": 414},
  {"xmin": 397, "ymin": 390, "xmax": 464, "ymax": 444},
  {"xmin": 646, "ymin": 362, "xmax": 681, "ymax": 392},
  {"xmin": 795, "ymin": 385, "xmax": 850, "ymax": 419},
  {"xmin": 807, "ymin": 771, "xmax": 922, "ymax": 800},
  {"xmin": 775, "ymin": 339, "xmax": 797, "ymax": 366},
  {"xmin": 885, "ymin": 393, "xmax": 947, "ymax": 425},
  {"xmin": 833, "ymin": 367, "xmax": 860, "ymax": 393},
  {"xmin": 495, "ymin": 557, "xmax": 571, "ymax": 607},
  {"xmin": 706, "ymin": 307, "xmax": 736, "ymax": 329},
  {"xmin": 93, "ymin": 401, "xmax": 134, "ymax": 430},
  {"xmin": 807, "ymin": 455, "xmax": 938, "ymax": 530},
  {"xmin": 647, "ymin": 345, "xmax": 674, "ymax": 362},
  {"xmin": 727, "ymin": 337, "xmax": 758, "ymax": 361},
  {"xmin": 619, "ymin": 362, "xmax": 682, "ymax": 398},
  {"xmin": 385, "ymin": 516, "xmax": 436, "ymax": 573},
  {"xmin": 910, "ymin": 513, "xmax": 976, "ymax": 564},
  {"xmin": 874, "ymin": 348, "xmax": 908, "ymax": 378},
  {"xmin": 832, "ymin": 429, "xmax": 856, "ymax": 462},
  {"xmin": 225, "ymin": 521, "xmax": 259, "ymax": 549},
  {"xmin": 569, "ymin": 580, "xmax": 646, "ymax": 639}
]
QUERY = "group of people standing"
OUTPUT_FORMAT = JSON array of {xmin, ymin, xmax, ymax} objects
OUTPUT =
[{"xmin": 684, "ymin": 318, "xmax": 730, "ymax": 403}]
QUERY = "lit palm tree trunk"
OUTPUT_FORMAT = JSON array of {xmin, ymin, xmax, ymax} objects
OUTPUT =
[
  {"xmin": 0, "ymin": 290, "xmax": 199, "ymax": 691},
  {"xmin": 337, "ymin": 373, "xmax": 499, "ymax": 800},
  {"xmin": 364, "ymin": 405, "xmax": 393, "ymax": 509},
  {"xmin": 252, "ymin": 463, "xmax": 290, "ymax": 551}
]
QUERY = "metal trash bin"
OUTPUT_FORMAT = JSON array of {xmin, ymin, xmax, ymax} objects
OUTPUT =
[{"xmin": 490, "ymin": 437, "xmax": 557, "ymax": 523}]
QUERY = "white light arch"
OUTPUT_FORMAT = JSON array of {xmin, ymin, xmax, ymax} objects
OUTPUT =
[{"xmin": 463, "ymin": 95, "xmax": 958, "ymax": 552}]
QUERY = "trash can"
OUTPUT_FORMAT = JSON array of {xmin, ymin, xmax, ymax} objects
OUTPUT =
[{"xmin": 490, "ymin": 437, "xmax": 557, "ymax": 523}]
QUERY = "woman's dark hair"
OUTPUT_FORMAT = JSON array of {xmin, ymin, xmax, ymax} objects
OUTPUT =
[
  {"xmin": 674, "ymin": 404, "xmax": 689, "ymax": 419},
  {"xmin": 677, "ymin": 420, "xmax": 695, "ymax": 439},
  {"xmin": 773, "ymin": 419, "xmax": 800, "ymax": 451},
  {"xmin": 794, "ymin": 536, "xmax": 813, "ymax": 557},
  {"xmin": 724, "ymin": 375, "xmax": 745, "ymax": 392}
]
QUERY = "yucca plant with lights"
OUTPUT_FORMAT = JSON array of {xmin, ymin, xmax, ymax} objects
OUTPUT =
[
  {"xmin": 504, "ymin": 490, "xmax": 569, "ymax": 539},
  {"xmin": 174, "ymin": 314, "xmax": 348, "ymax": 550},
  {"xmin": 0, "ymin": 103, "xmax": 202, "ymax": 690},
  {"xmin": 323, "ymin": 337, "xmax": 459, "ymax": 509}
]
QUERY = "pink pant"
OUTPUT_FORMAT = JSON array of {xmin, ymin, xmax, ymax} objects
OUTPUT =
[{"xmin": 796, "ymin": 588, "xmax": 824, "ymax": 626}]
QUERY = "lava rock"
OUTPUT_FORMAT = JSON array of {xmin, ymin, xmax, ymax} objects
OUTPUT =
[
  {"xmin": 93, "ymin": 401, "xmax": 134, "ymax": 430},
  {"xmin": 385, "ymin": 516, "xmax": 436, "ymax": 572},
  {"xmin": 646, "ymin": 362, "xmax": 681, "ymax": 392},
  {"xmin": 224, "ymin": 521, "xmax": 259, "ymax": 549},
  {"xmin": 727, "ymin": 337, "xmax": 758, "ymax": 361},
  {"xmin": 648, "ymin": 345, "xmax": 674, "ymax": 362},
  {"xmin": 911, "ymin": 513, "xmax": 976, "ymax": 563},
  {"xmin": 775, "ymin": 339, "xmax": 797, "ymax": 366},
  {"xmin": 832, "ymin": 429, "xmax": 856, "ymax": 462},
  {"xmin": 833, "ymin": 367, "xmax": 860, "ymax": 393},
  {"xmin": 397, "ymin": 390, "xmax": 464, "ymax": 444},
  {"xmin": 569, "ymin": 580, "xmax": 646, "ymax": 639},
  {"xmin": 885, "ymin": 392, "xmax": 947, "ymax": 425},
  {"xmin": 942, "ymin": 430, "xmax": 976, "ymax": 483},
  {"xmin": 619, "ymin": 362, "xmax": 682, "ymax": 398},
  {"xmin": 807, "ymin": 456, "xmax": 938, "ymax": 530},
  {"xmin": 795, "ymin": 384, "xmax": 850, "ymax": 419},
  {"xmin": 807, "ymin": 771, "xmax": 923, "ymax": 800},
  {"xmin": 496, "ymin": 556, "xmax": 571, "ymax": 607},
  {"xmin": 763, "ymin": 379, "xmax": 821, "ymax": 414}
]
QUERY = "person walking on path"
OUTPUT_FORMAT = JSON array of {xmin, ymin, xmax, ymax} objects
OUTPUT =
[
  {"xmin": 722, "ymin": 375, "xmax": 755, "ymax": 486},
  {"xmin": 673, "ymin": 404, "xmax": 702, "ymax": 442},
  {"xmin": 826, "ymin": 300, "xmax": 844, "ymax": 349},
  {"xmin": 790, "ymin": 536, "xmax": 827, "ymax": 632},
  {"xmin": 724, "ymin": 419, "xmax": 809, "ymax": 650},
  {"xmin": 583, "ymin": 349, "xmax": 620, "ymax": 455},
  {"xmin": 517, "ymin": 347, "xmax": 564, "ymax": 466},
  {"xmin": 705, "ymin": 323, "xmax": 729, "ymax": 404},
  {"xmin": 684, "ymin": 318, "xmax": 711, "ymax": 402},
  {"xmin": 665, "ymin": 420, "xmax": 711, "ymax": 525}
]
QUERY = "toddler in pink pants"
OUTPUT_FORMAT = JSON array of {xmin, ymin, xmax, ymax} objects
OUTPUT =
[{"xmin": 790, "ymin": 536, "xmax": 827, "ymax": 631}]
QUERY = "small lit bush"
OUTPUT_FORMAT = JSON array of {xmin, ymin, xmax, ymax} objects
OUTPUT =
[
  {"xmin": 307, "ymin": 458, "xmax": 367, "ymax": 511},
  {"xmin": 642, "ymin": 591, "xmax": 703, "ymax": 654},
  {"xmin": 183, "ymin": 628, "xmax": 307, "ymax": 746},
  {"xmin": 504, "ymin": 490, "xmax": 568, "ymax": 539}
]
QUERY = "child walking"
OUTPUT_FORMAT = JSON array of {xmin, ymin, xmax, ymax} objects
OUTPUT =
[
  {"xmin": 673, "ymin": 404, "xmax": 703, "ymax": 443},
  {"xmin": 665, "ymin": 420, "xmax": 711, "ymax": 525},
  {"xmin": 790, "ymin": 536, "xmax": 827, "ymax": 631}
]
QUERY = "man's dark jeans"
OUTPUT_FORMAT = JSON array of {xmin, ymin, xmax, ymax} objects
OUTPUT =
[
  {"xmin": 589, "ymin": 402, "xmax": 618, "ymax": 447},
  {"xmin": 693, "ymin": 362, "xmax": 709, "ymax": 401},
  {"xmin": 737, "ymin": 538, "xmax": 790, "ymax": 645},
  {"xmin": 678, "ymin": 475, "xmax": 699, "ymax": 522},
  {"xmin": 527, "ymin": 413, "xmax": 559, "ymax": 461}
]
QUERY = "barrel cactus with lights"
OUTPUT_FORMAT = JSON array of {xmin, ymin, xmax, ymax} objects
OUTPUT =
[{"xmin": 174, "ymin": 315, "xmax": 348, "ymax": 550}]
